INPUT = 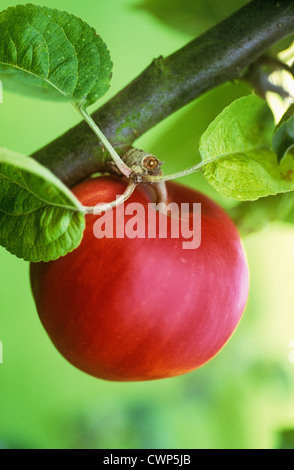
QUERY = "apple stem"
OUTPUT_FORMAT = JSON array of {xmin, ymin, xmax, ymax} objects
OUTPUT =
[
  {"xmin": 142, "ymin": 157, "xmax": 217, "ymax": 183},
  {"xmin": 151, "ymin": 181, "xmax": 169, "ymax": 204},
  {"xmin": 76, "ymin": 106, "xmax": 133, "ymax": 178},
  {"xmin": 82, "ymin": 179, "xmax": 137, "ymax": 214}
]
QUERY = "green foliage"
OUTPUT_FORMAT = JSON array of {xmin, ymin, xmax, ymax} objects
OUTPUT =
[
  {"xmin": 273, "ymin": 103, "xmax": 294, "ymax": 162},
  {"xmin": 0, "ymin": 4, "xmax": 112, "ymax": 106},
  {"xmin": 200, "ymin": 95, "xmax": 294, "ymax": 201},
  {"xmin": 0, "ymin": 148, "xmax": 85, "ymax": 262},
  {"xmin": 0, "ymin": 3, "xmax": 114, "ymax": 262}
]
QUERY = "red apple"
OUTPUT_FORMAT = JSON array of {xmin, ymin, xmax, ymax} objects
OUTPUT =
[{"xmin": 30, "ymin": 176, "xmax": 249, "ymax": 381}]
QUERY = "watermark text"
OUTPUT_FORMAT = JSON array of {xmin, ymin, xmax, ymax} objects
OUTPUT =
[
  {"xmin": 102, "ymin": 453, "xmax": 191, "ymax": 467},
  {"xmin": 93, "ymin": 200, "xmax": 201, "ymax": 250}
]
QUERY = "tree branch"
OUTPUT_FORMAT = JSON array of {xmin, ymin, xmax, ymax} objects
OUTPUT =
[{"xmin": 32, "ymin": 0, "xmax": 294, "ymax": 187}]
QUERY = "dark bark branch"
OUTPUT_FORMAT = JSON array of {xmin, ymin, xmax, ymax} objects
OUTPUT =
[{"xmin": 32, "ymin": 0, "xmax": 294, "ymax": 187}]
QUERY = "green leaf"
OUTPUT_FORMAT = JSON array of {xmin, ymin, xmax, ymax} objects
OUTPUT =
[
  {"xmin": 272, "ymin": 103, "xmax": 294, "ymax": 162},
  {"xmin": 0, "ymin": 4, "xmax": 112, "ymax": 106},
  {"xmin": 0, "ymin": 147, "xmax": 85, "ymax": 262},
  {"xmin": 202, "ymin": 149, "xmax": 294, "ymax": 201},
  {"xmin": 200, "ymin": 94, "xmax": 274, "ymax": 165},
  {"xmin": 200, "ymin": 94, "xmax": 294, "ymax": 201}
]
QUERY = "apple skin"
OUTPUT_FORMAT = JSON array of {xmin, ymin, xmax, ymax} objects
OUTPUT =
[{"xmin": 30, "ymin": 176, "xmax": 249, "ymax": 382}]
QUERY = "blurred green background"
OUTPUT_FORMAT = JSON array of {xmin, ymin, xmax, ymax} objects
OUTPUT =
[{"xmin": 0, "ymin": 0, "xmax": 294, "ymax": 449}]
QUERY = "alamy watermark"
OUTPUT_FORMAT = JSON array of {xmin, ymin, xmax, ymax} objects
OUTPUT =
[{"xmin": 92, "ymin": 200, "xmax": 202, "ymax": 250}]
